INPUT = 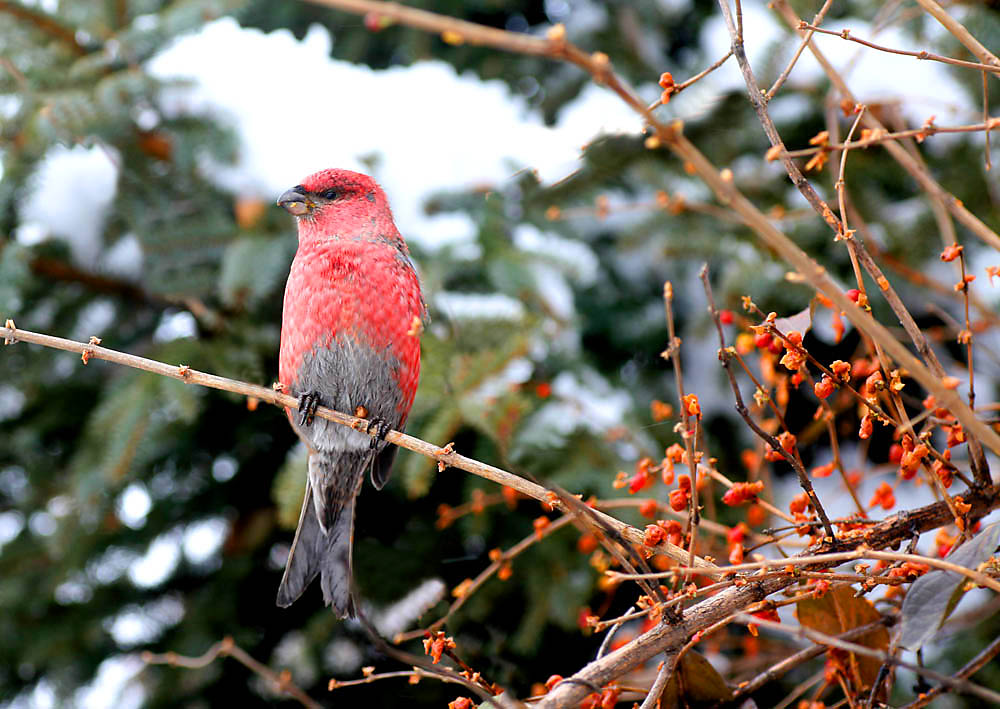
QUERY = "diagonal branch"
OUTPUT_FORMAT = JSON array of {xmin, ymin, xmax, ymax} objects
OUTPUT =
[
  {"xmin": 799, "ymin": 21, "xmax": 1000, "ymax": 76},
  {"xmin": 771, "ymin": 0, "xmax": 1000, "ymax": 253},
  {"xmin": 0, "ymin": 0, "xmax": 85, "ymax": 55},
  {"xmin": 0, "ymin": 321, "xmax": 717, "ymax": 574},
  {"xmin": 729, "ymin": 617, "xmax": 894, "ymax": 702},
  {"xmin": 740, "ymin": 612, "xmax": 1000, "ymax": 704},
  {"xmin": 699, "ymin": 266, "xmax": 836, "ymax": 540},
  {"xmin": 896, "ymin": 633, "xmax": 1000, "ymax": 708},
  {"xmin": 304, "ymin": 0, "xmax": 1000, "ymax": 463},
  {"xmin": 914, "ymin": 0, "xmax": 1000, "ymax": 70}
]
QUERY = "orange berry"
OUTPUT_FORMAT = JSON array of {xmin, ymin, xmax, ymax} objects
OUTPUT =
[
  {"xmin": 789, "ymin": 493, "xmax": 809, "ymax": 515},
  {"xmin": 813, "ymin": 375, "xmax": 836, "ymax": 399},
  {"xmin": 858, "ymin": 414, "xmax": 873, "ymax": 440},
  {"xmin": 940, "ymin": 244, "xmax": 964, "ymax": 262},
  {"xmin": 811, "ymin": 461, "xmax": 835, "ymax": 478},
  {"xmin": 643, "ymin": 524, "xmax": 666, "ymax": 547},
  {"xmin": 577, "ymin": 534, "xmax": 598, "ymax": 554}
]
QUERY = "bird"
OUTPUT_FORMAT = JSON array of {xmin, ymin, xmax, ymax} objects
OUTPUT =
[{"xmin": 275, "ymin": 168, "xmax": 423, "ymax": 617}]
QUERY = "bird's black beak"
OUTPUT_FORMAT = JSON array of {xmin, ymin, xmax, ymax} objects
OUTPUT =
[{"xmin": 277, "ymin": 188, "xmax": 312, "ymax": 217}]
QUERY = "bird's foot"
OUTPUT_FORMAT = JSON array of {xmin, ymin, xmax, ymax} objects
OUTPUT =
[
  {"xmin": 297, "ymin": 390, "xmax": 322, "ymax": 427},
  {"xmin": 365, "ymin": 416, "xmax": 389, "ymax": 450}
]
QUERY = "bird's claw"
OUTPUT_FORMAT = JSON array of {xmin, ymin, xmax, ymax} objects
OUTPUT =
[
  {"xmin": 365, "ymin": 416, "xmax": 389, "ymax": 450},
  {"xmin": 297, "ymin": 391, "xmax": 322, "ymax": 427}
]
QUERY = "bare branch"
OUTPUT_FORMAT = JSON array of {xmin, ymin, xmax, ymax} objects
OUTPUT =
[
  {"xmin": 142, "ymin": 637, "xmax": 322, "ymax": 709},
  {"xmin": 0, "ymin": 322, "xmax": 717, "ymax": 574},
  {"xmin": 740, "ymin": 613, "xmax": 1000, "ymax": 704},
  {"xmin": 896, "ymin": 633, "xmax": 1000, "ymax": 708},
  {"xmin": 914, "ymin": 0, "xmax": 1000, "ymax": 70},
  {"xmin": 799, "ymin": 21, "xmax": 1000, "ymax": 76}
]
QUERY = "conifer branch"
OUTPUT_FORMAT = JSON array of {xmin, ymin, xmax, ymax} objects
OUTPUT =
[{"xmin": 0, "ymin": 0, "xmax": 85, "ymax": 55}]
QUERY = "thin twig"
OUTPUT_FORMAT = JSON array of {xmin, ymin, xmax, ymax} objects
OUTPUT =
[
  {"xmin": 142, "ymin": 637, "xmax": 321, "ymax": 709},
  {"xmin": 329, "ymin": 667, "xmax": 469, "ymax": 691},
  {"xmin": 0, "ymin": 322, "xmax": 718, "ymax": 574},
  {"xmin": 781, "ymin": 118, "xmax": 1000, "ymax": 157},
  {"xmin": 395, "ymin": 515, "xmax": 574, "ymax": 642},
  {"xmin": 638, "ymin": 656, "xmax": 674, "ymax": 709},
  {"xmin": 739, "ymin": 613, "xmax": 1000, "ymax": 704},
  {"xmin": 766, "ymin": 0, "xmax": 835, "ymax": 100},
  {"xmin": 799, "ymin": 21, "xmax": 1000, "ymax": 76},
  {"xmin": 984, "ymin": 71, "xmax": 993, "ymax": 170},
  {"xmin": 896, "ymin": 633, "xmax": 1000, "ymax": 708},
  {"xmin": 662, "ymin": 281, "xmax": 703, "ymax": 577},
  {"xmin": 699, "ymin": 270, "xmax": 837, "ymax": 541},
  {"xmin": 597, "ymin": 606, "xmax": 635, "ymax": 660},
  {"xmin": 914, "ymin": 0, "xmax": 1000, "ymax": 70},
  {"xmin": 610, "ymin": 548, "xmax": 1000, "ymax": 594},
  {"xmin": 730, "ymin": 618, "xmax": 894, "ymax": 701},
  {"xmin": 648, "ymin": 49, "xmax": 734, "ymax": 109}
]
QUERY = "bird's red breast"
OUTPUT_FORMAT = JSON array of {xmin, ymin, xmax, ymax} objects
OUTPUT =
[
  {"xmin": 279, "ymin": 237, "xmax": 422, "ymax": 414},
  {"xmin": 277, "ymin": 169, "xmax": 422, "ymax": 416}
]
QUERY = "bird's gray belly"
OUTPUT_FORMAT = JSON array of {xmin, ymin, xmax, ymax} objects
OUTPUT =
[{"xmin": 291, "ymin": 337, "xmax": 405, "ymax": 454}]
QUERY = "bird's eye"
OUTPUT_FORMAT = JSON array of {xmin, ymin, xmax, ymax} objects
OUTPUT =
[{"xmin": 322, "ymin": 189, "xmax": 339, "ymax": 200}]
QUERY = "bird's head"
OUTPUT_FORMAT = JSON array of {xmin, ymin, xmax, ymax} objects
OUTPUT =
[{"xmin": 277, "ymin": 168, "xmax": 393, "ymax": 230}]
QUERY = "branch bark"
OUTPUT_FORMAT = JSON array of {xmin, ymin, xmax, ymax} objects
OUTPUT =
[{"xmin": 0, "ymin": 322, "xmax": 716, "ymax": 574}]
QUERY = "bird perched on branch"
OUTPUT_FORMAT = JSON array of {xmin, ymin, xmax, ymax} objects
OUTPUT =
[{"xmin": 275, "ymin": 168, "xmax": 423, "ymax": 617}]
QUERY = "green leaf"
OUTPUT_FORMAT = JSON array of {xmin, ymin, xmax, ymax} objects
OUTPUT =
[{"xmin": 899, "ymin": 522, "xmax": 1000, "ymax": 650}]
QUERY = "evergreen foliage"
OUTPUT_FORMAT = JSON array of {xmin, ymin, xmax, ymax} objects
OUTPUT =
[{"xmin": 2, "ymin": 0, "xmax": 999, "ymax": 706}]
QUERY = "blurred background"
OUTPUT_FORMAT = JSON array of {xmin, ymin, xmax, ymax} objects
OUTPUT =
[{"xmin": 2, "ymin": 0, "xmax": 999, "ymax": 706}]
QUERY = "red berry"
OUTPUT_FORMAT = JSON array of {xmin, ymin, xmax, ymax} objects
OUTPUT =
[
  {"xmin": 846, "ymin": 288, "xmax": 861, "ymax": 302},
  {"xmin": 719, "ymin": 309, "xmax": 734, "ymax": 325}
]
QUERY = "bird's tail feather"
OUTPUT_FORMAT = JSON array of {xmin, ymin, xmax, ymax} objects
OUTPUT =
[{"xmin": 276, "ymin": 477, "xmax": 356, "ymax": 618}]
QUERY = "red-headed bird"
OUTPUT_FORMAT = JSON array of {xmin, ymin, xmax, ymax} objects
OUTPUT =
[{"xmin": 275, "ymin": 168, "xmax": 423, "ymax": 617}]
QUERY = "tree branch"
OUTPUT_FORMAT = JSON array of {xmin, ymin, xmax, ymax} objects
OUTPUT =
[
  {"xmin": 0, "ymin": 0, "xmax": 85, "ymax": 55},
  {"xmin": 142, "ymin": 636, "xmax": 322, "ymax": 709},
  {"xmin": 0, "ymin": 321, "xmax": 716, "ymax": 574}
]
